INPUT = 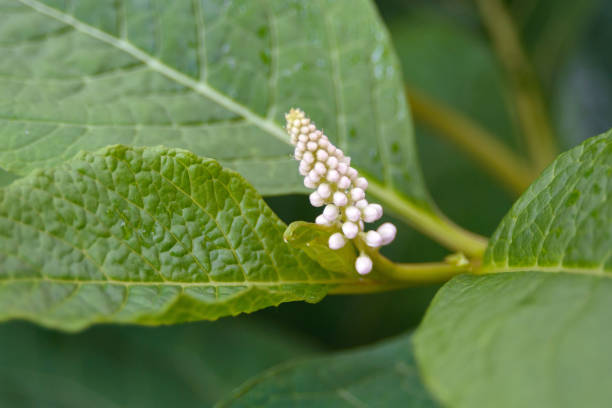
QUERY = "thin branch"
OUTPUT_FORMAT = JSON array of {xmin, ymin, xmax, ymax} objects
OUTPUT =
[
  {"xmin": 475, "ymin": 0, "xmax": 558, "ymax": 172},
  {"xmin": 407, "ymin": 87, "xmax": 536, "ymax": 195}
]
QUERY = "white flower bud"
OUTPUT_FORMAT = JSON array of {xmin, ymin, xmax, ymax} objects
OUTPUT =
[
  {"xmin": 296, "ymin": 141, "xmax": 306, "ymax": 151},
  {"xmin": 326, "ymin": 169, "xmax": 340, "ymax": 183},
  {"xmin": 377, "ymin": 222, "xmax": 397, "ymax": 245},
  {"xmin": 308, "ymin": 123, "xmax": 315, "ymax": 131},
  {"xmin": 347, "ymin": 167, "xmax": 358, "ymax": 179},
  {"xmin": 355, "ymin": 177, "xmax": 368, "ymax": 190},
  {"xmin": 356, "ymin": 199, "xmax": 368, "ymax": 209},
  {"xmin": 344, "ymin": 206, "xmax": 361, "ymax": 222},
  {"xmin": 326, "ymin": 156, "xmax": 338, "ymax": 169},
  {"xmin": 337, "ymin": 176, "xmax": 351, "ymax": 190},
  {"xmin": 328, "ymin": 232, "xmax": 346, "ymax": 250},
  {"xmin": 342, "ymin": 221, "xmax": 358, "ymax": 239},
  {"xmin": 333, "ymin": 191, "xmax": 348, "ymax": 207},
  {"xmin": 371, "ymin": 203, "xmax": 383, "ymax": 218},
  {"xmin": 303, "ymin": 151, "xmax": 314, "ymax": 164},
  {"xmin": 365, "ymin": 230, "xmax": 383, "ymax": 247},
  {"xmin": 318, "ymin": 138, "xmax": 329, "ymax": 148},
  {"xmin": 304, "ymin": 176, "xmax": 317, "ymax": 189},
  {"xmin": 307, "ymin": 141, "xmax": 318, "ymax": 151},
  {"xmin": 337, "ymin": 162, "xmax": 348, "ymax": 174},
  {"xmin": 355, "ymin": 255, "xmax": 373, "ymax": 275},
  {"xmin": 317, "ymin": 183, "xmax": 331, "ymax": 199},
  {"xmin": 309, "ymin": 191, "xmax": 324, "ymax": 207},
  {"xmin": 308, "ymin": 170, "xmax": 321, "ymax": 184},
  {"xmin": 292, "ymin": 119, "xmax": 301, "ymax": 127},
  {"xmin": 316, "ymin": 149, "xmax": 328, "ymax": 161},
  {"xmin": 314, "ymin": 162, "xmax": 327, "ymax": 176},
  {"xmin": 298, "ymin": 134, "xmax": 308, "ymax": 143},
  {"xmin": 363, "ymin": 204, "xmax": 382, "ymax": 222},
  {"xmin": 327, "ymin": 144, "xmax": 336, "ymax": 154},
  {"xmin": 300, "ymin": 126, "xmax": 310, "ymax": 134},
  {"xmin": 350, "ymin": 187, "xmax": 365, "ymax": 201},
  {"xmin": 323, "ymin": 204, "xmax": 339, "ymax": 221},
  {"xmin": 315, "ymin": 214, "xmax": 331, "ymax": 225}
]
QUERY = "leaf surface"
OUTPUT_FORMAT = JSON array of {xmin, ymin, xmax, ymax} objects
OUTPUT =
[
  {"xmin": 414, "ymin": 131, "xmax": 612, "ymax": 407},
  {"xmin": 219, "ymin": 333, "xmax": 439, "ymax": 407},
  {"xmin": 283, "ymin": 221, "xmax": 356, "ymax": 274},
  {"xmin": 0, "ymin": 0, "xmax": 430, "ymax": 210},
  {"xmin": 0, "ymin": 319, "xmax": 317, "ymax": 407},
  {"xmin": 0, "ymin": 145, "xmax": 357, "ymax": 330}
]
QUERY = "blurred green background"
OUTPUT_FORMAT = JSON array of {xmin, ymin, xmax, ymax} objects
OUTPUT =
[{"xmin": 1, "ymin": 0, "xmax": 611, "ymax": 405}]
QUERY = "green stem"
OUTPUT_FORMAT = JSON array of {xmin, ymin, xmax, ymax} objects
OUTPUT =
[
  {"xmin": 366, "ymin": 179, "xmax": 488, "ymax": 259},
  {"xmin": 407, "ymin": 87, "xmax": 535, "ymax": 195},
  {"xmin": 475, "ymin": 0, "xmax": 558, "ymax": 172}
]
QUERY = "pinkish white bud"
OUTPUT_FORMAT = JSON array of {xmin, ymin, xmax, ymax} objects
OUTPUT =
[
  {"xmin": 355, "ymin": 199, "xmax": 368, "ymax": 209},
  {"xmin": 344, "ymin": 206, "xmax": 361, "ymax": 222},
  {"xmin": 337, "ymin": 176, "xmax": 351, "ymax": 190},
  {"xmin": 326, "ymin": 169, "xmax": 340, "ymax": 183},
  {"xmin": 328, "ymin": 233, "xmax": 346, "ymax": 250},
  {"xmin": 365, "ymin": 230, "xmax": 383, "ymax": 247},
  {"xmin": 323, "ymin": 204, "xmax": 339, "ymax": 221},
  {"xmin": 350, "ymin": 187, "xmax": 365, "ymax": 201},
  {"xmin": 333, "ymin": 191, "xmax": 348, "ymax": 207},
  {"xmin": 309, "ymin": 191, "xmax": 324, "ymax": 207},
  {"xmin": 342, "ymin": 222, "xmax": 359, "ymax": 239},
  {"xmin": 355, "ymin": 255, "xmax": 373, "ymax": 275},
  {"xmin": 317, "ymin": 183, "xmax": 331, "ymax": 199},
  {"xmin": 371, "ymin": 203, "xmax": 383, "ymax": 218},
  {"xmin": 363, "ymin": 204, "xmax": 381, "ymax": 222},
  {"xmin": 326, "ymin": 156, "xmax": 338, "ymax": 169},
  {"xmin": 316, "ymin": 149, "xmax": 328, "ymax": 161},
  {"xmin": 303, "ymin": 151, "xmax": 314, "ymax": 164},
  {"xmin": 307, "ymin": 170, "xmax": 321, "ymax": 184},
  {"xmin": 307, "ymin": 141, "xmax": 318, "ymax": 151},
  {"xmin": 337, "ymin": 162, "xmax": 348, "ymax": 174},
  {"xmin": 315, "ymin": 215, "xmax": 331, "ymax": 225},
  {"xmin": 377, "ymin": 222, "xmax": 397, "ymax": 245},
  {"xmin": 304, "ymin": 177, "xmax": 317, "ymax": 189},
  {"xmin": 355, "ymin": 177, "xmax": 368, "ymax": 190},
  {"xmin": 327, "ymin": 144, "xmax": 336, "ymax": 154},
  {"xmin": 318, "ymin": 138, "xmax": 329, "ymax": 148},
  {"xmin": 314, "ymin": 162, "xmax": 327, "ymax": 176},
  {"xmin": 347, "ymin": 167, "xmax": 358, "ymax": 179}
]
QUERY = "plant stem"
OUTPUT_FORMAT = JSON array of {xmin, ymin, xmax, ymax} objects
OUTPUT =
[
  {"xmin": 475, "ymin": 0, "xmax": 558, "ymax": 172},
  {"xmin": 366, "ymin": 179, "xmax": 488, "ymax": 259},
  {"xmin": 407, "ymin": 87, "xmax": 535, "ymax": 195}
]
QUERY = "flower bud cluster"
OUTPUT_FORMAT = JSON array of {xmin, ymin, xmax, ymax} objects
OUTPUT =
[{"xmin": 285, "ymin": 108, "xmax": 397, "ymax": 275}]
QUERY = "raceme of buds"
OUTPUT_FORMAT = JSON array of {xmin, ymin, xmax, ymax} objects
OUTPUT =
[{"xmin": 285, "ymin": 108, "xmax": 397, "ymax": 276}]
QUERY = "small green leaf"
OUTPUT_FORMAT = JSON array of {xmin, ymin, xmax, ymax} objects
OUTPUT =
[
  {"xmin": 218, "ymin": 333, "xmax": 439, "ymax": 407},
  {"xmin": 0, "ymin": 145, "xmax": 357, "ymax": 330},
  {"xmin": 284, "ymin": 221, "xmax": 356, "ymax": 274},
  {"xmin": 484, "ymin": 129, "xmax": 612, "ymax": 275},
  {"xmin": 414, "ymin": 131, "xmax": 612, "ymax": 408}
]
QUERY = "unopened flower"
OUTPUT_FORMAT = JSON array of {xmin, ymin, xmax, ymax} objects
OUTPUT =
[{"xmin": 285, "ymin": 108, "xmax": 398, "ymax": 275}]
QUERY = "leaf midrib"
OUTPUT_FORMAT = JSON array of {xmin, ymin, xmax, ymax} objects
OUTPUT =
[
  {"xmin": 18, "ymin": 0, "xmax": 290, "ymax": 145},
  {"xmin": 483, "ymin": 265, "xmax": 612, "ymax": 277},
  {"xmin": 0, "ymin": 277, "xmax": 356, "ymax": 287}
]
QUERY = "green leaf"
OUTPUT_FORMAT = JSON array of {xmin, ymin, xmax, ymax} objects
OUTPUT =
[
  {"xmin": 218, "ymin": 333, "xmax": 439, "ymax": 407},
  {"xmin": 414, "ymin": 272, "xmax": 612, "ymax": 408},
  {"xmin": 414, "ymin": 131, "xmax": 612, "ymax": 407},
  {"xmin": 0, "ymin": 168, "xmax": 18, "ymax": 188},
  {"xmin": 0, "ymin": 0, "xmax": 430, "ymax": 210},
  {"xmin": 484, "ymin": 129, "xmax": 612, "ymax": 274},
  {"xmin": 283, "ymin": 221, "xmax": 356, "ymax": 274},
  {"xmin": 0, "ymin": 319, "xmax": 317, "ymax": 407},
  {"xmin": 0, "ymin": 145, "xmax": 358, "ymax": 330}
]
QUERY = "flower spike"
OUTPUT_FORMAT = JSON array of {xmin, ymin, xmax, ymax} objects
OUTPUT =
[{"xmin": 285, "ymin": 108, "xmax": 397, "ymax": 275}]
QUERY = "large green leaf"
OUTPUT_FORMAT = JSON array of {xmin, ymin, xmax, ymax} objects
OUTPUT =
[
  {"xmin": 0, "ymin": 0, "xmax": 430, "ymax": 211},
  {"xmin": 0, "ymin": 145, "xmax": 357, "ymax": 330},
  {"xmin": 0, "ymin": 167, "xmax": 17, "ymax": 188},
  {"xmin": 218, "ymin": 333, "xmax": 439, "ymax": 407},
  {"xmin": 0, "ymin": 319, "xmax": 317, "ymax": 407},
  {"xmin": 414, "ymin": 131, "xmax": 612, "ymax": 408}
]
